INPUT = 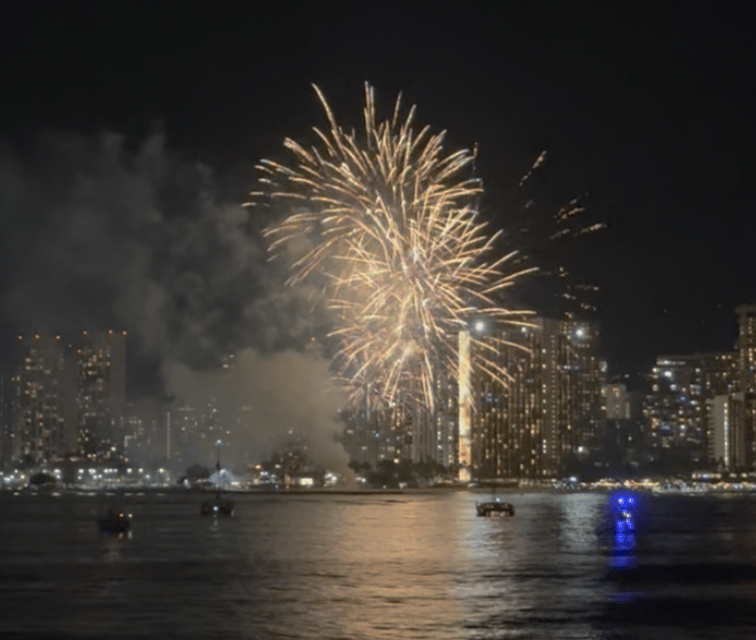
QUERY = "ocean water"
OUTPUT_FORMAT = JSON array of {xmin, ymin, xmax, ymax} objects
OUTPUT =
[{"xmin": 1, "ymin": 489, "xmax": 755, "ymax": 639}]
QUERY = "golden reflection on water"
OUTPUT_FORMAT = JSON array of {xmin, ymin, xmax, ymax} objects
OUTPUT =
[
  {"xmin": 236, "ymin": 494, "xmax": 471, "ymax": 639},
  {"xmin": 102, "ymin": 531, "xmax": 130, "ymax": 563}
]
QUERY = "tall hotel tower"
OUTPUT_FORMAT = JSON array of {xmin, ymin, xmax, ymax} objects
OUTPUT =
[{"xmin": 472, "ymin": 316, "xmax": 604, "ymax": 478}]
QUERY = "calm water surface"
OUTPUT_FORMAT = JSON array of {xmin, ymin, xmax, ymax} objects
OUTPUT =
[{"xmin": 1, "ymin": 490, "xmax": 755, "ymax": 639}]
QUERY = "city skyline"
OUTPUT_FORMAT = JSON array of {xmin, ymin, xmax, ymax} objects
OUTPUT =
[
  {"xmin": 1, "ymin": 5, "xmax": 755, "ymax": 478},
  {"xmin": 3, "ymin": 304, "xmax": 754, "ymax": 480}
]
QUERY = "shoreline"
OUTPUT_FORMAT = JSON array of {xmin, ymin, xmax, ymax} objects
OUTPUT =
[{"xmin": 8, "ymin": 484, "xmax": 756, "ymax": 497}]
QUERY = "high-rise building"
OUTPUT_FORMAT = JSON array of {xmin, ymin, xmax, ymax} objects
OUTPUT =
[
  {"xmin": 338, "ymin": 318, "xmax": 604, "ymax": 478},
  {"xmin": 735, "ymin": 305, "xmax": 756, "ymax": 467},
  {"xmin": 697, "ymin": 308, "xmax": 756, "ymax": 470},
  {"xmin": 10, "ymin": 334, "xmax": 74, "ymax": 464},
  {"xmin": 169, "ymin": 404, "xmax": 197, "ymax": 468},
  {"xmin": 121, "ymin": 403, "xmax": 146, "ymax": 462},
  {"xmin": 736, "ymin": 305, "xmax": 756, "ymax": 395},
  {"xmin": 711, "ymin": 394, "xmax": 747, "ymax": 470},
  {"xmin": 603, "ymin": 384, "xmax": 629, "ymax": 420},
  {"xmin": 6, "ymin": 330, "xmax": 128, "ymax": 464},
  {"xmin": 473, "ymin": 316, "xmax": 605, "ymax": 478},
  {"xmin": 698, "ymin": 351, "xmax": 738, "ymax": 464},
  {"xmin": 0, "ymin": 365, "xmax": 17, "ymax": 466},
  {"xmin": 433, "ymin": 391, "xmax": 458, "ymax": 471},
  {"xmin": 76, "ymin": 330, "xmax": 127, "ymax": 459},
  {"xmin": 600, "ymin": 383, "xmax": 639, "ymax": 468},
  {"xmin": 121, "ymin": 398, "xmax": 171, "ymax": 466},
  {"xmin": 417, "ymin": 366, "xmax": 457, "ymax": 468},
  {"xmin": 646, "ymin": 346, "xmax": 744, "ymax": 468},
  {"xmin": 645, "ymin": 356, "xmax": 708, "ymax": 457},
  {"xmin": 700, "ymin": 351, "xmax": 739, "ymax": 398}
]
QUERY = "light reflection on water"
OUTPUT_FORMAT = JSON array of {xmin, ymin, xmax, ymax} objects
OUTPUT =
[{"xmin": 0, "ymin": 490, "xmax": 755, "ymax": 639}]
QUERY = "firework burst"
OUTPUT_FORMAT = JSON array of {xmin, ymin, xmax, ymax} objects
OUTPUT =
[{"xmin": 248, "ymin": 84, "xmax": 538, "ymax": 411}]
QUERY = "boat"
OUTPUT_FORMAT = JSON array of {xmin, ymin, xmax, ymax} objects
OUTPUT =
[
  {"xmin": 200, "ymin": 440, "xmax": 235, "ymax": 517},
  {"xmin": 200, "ymin": 495, "xmax": 235, "ymax": 516},
  {"xmin": 476, "ymin": 498, "xmax": 515, "ymax": 517},
  {"xmin": 98, "ymin": 509, "xmax": 132, "ymax": 534},
  {"xmin": 596, "ymin": 490, "xmax": 638, "ymax": 537},
  {"xmin": 475, "ymin": 479, "xmax": 515, "ymax": 517}
]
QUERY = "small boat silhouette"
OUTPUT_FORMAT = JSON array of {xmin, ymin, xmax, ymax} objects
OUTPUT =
[
  {"xmin": 201, "ymin": 440, "xmax": 235, "ymax": 517},
  {"xmin": 476, "ymin": 499, "xmax": 515, "ymax": 517},
  {"xmin": 98, "ymin": 509, "xmax": 132, "ymax": 534}
]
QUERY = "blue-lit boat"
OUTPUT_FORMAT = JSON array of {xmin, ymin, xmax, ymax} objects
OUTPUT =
[{"xmin": 596, "ymin": 491, "xmax": 638, "ymax": 537}]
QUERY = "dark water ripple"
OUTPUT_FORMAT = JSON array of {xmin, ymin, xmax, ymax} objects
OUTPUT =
[{"xmin": 1, "ymin": 490, "xmax": 755, "ymax": 639}]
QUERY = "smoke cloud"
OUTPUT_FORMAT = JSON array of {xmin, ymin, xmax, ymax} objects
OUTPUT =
[
  {"xmin": 163, "ymin": 347, "xmax": 350, "ymax": 473},
  {"xmin": 0, "ymin": 130, "xmax": 347, "ymax": 469}
]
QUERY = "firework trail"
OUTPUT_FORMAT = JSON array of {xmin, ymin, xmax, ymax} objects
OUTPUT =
[{"xmin": 249, "ymin": 84, "xmax": 539, "ymax": 411}]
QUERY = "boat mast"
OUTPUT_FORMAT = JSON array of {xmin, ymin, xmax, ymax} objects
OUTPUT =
[{"xmin": 215, "ymin": 439, "xmax": 222, "ymax": 497}]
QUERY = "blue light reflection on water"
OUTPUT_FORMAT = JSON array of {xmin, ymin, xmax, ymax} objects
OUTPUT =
[{"xmin": 601, "ymin": 490, "xmax": 640, "ymax": 571}]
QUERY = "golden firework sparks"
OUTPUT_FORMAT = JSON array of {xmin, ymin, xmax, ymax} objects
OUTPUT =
[{"xmin": 248, "ymin": 84, "xmax": 538, "ymax": 411}]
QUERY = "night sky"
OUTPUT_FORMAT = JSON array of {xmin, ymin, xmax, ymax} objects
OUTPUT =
[{"xmin": 1, "ymin": 3, "xmax": 754, "ymax": 382}]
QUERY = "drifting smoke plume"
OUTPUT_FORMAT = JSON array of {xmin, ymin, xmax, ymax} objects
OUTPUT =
[
  {"xmin": 0, "ymin": 130, "xmax": 348, "ymax": 469},
  {"xmin": 163, "ymin": 347, "xmax": 351, "ymax": 474}
]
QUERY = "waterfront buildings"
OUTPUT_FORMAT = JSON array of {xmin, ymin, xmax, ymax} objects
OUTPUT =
[
  {"xmin": 2, "ymin": 332, "xmax": 125, "ymax": 465},
  {"xmin": 642, "ymin": 306, "xmax": 756, "ymax": 471},
  {"xmin": 339, "ymin": 316, "xmax": 606, "ymax": 479},
  {"xmin": 341, "ymin": 305, "xmax": 756, "ymax": 478},
  {"xmin": 4, "ymin": 305, "xmax": 756, "ymax": 477}
]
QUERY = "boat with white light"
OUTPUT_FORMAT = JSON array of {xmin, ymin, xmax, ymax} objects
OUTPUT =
[
  {"xmin": 476, "ymin": 497, "xmax": 515, "ymax": 517},
  {"xmin": 201, "ymin": 440, "xmax": 234, "ymax": 517}
]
